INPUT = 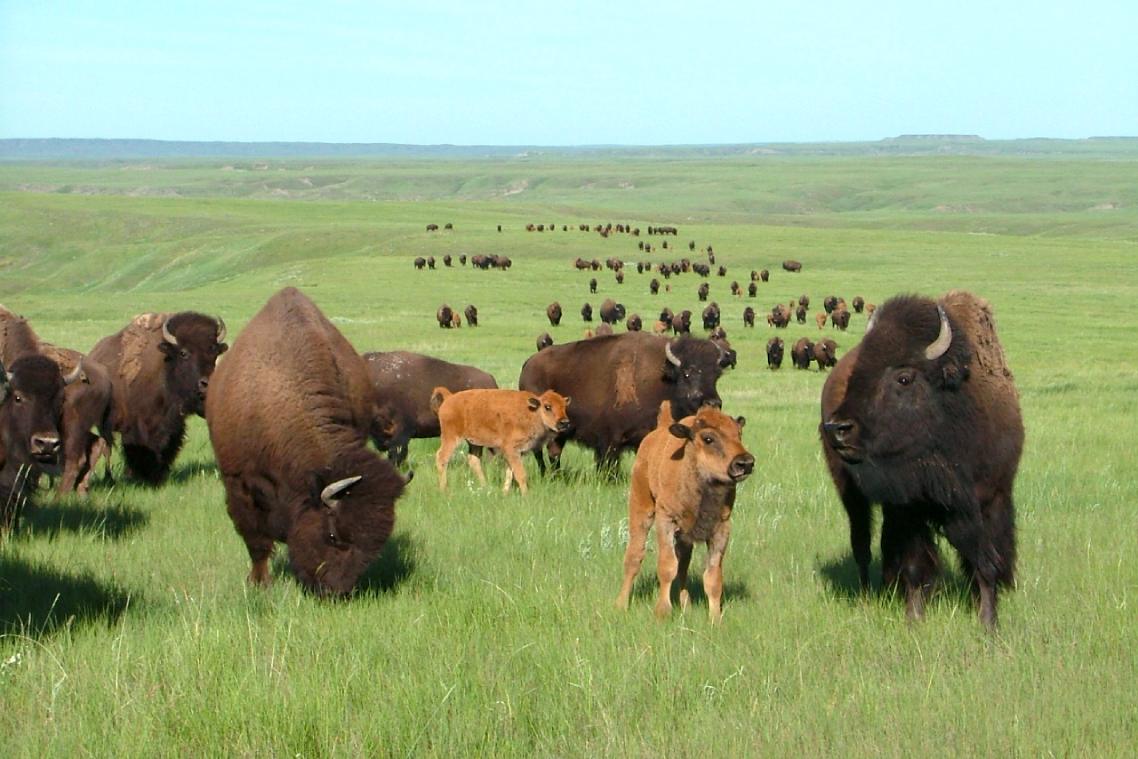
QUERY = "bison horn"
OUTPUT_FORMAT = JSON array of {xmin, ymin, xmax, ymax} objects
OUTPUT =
[
  {"xmin": 321, "ymin": 475, "xmax": 362, "ymax": 506},
  {"xmin": 161, "ymin": 318, "xmax": 179, "ymax": 346},
  {"xmin": 215, "ymin": 316, "xmax": 227, "ymax": 343},
  {"xmin": 865, "ymin": 309, "xmax": 878, "ymax": 334},
  {"xmin": 62, "ymin": 362, "xmax": 84, "ymax": 386},
  {"xmin": 925, "ymin": 304, "xmax": 953, "ymax": 361},
  {"xmin": 665, "ymin": 340, "xmax": 682, "ymax": 367}
]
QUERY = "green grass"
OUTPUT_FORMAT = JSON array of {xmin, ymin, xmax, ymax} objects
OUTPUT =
[{"xmin": 2, "ymin": 154, "xmax": 1137, "ymax": 756}]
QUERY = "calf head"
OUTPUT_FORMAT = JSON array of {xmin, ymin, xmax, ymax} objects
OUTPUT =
[
  {"xmin": 528, "ymin": 390, "xmax": 572, "ymax": 433},
  {"xmin": 0, "ymin": 355, "xmax": 74, "ymax": 467},
  {"xmin": 288, "ymin": 453, "xmax": 409, "ymax": 595},
  {"xmin": 668, "ymin": 407, "xmax": 754, "ymax": 485},
  {"xmin": 663, "ymin": 338, "xmax": 725, "ymax": 417},
  {"xmin": 159, "ymin": 312, "xmax": 227, "ymax": 416}
]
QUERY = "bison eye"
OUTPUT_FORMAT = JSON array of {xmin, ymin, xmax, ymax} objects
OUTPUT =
[
  {"xmin": 897, "ymin": 371, "xmax": 915, "ymax": 387},
  {"xmin": 13, "ymin": 393, "xmax": 23, "ymax": 404},
  {"xmin": 544, "ymin": 403, "xmax": 551, "ymax": 411},
  {"xmin": 701, "ymin": 434, "xmax": 714, "ymax": 445},
  {"xmin": 179, "ymin": 349, "xmax": 190, "ymax": 360}
]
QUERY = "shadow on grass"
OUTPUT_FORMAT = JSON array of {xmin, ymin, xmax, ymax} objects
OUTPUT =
[
  {"xmin": 21, "ymin": 498, "xmax": 149, "ymax": 540},
  {"xmin": 0, "ymin": 554, "xmax": 135, "ymax": 640},
  {"xmin": 627, "ymin": 573, "xmax": 751, "ymax": 608},
  {"xmin": 817, "ymin": 551, "xmax": 980, "ymax": 609},
  {"xmin": 269, "ymin": 532, "xmax": 418, "ymax": 597},
  {"xmin": 165, "ymin": 460, "xmax": 219, "ymax": 485}
]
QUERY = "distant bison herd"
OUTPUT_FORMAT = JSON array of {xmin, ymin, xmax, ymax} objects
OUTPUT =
[{"xmin": 1, "ymin": 219, "xmax": 1024, "ymax": 629}]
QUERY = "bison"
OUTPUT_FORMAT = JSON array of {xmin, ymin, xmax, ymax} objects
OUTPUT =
[
  {"xmin": 852, "ymin": 296, "xmax": 865, "ymax": 313},
  {"xmin": 518, "ymin": 332, "xmax": 733, "ymax": 472},
  {"xmin": 812, "ymin": 338, "xmax": 838, "ymax": 370},
  {"xmin": 626, "ymin": 314, "xmax": 643, "ymax": 332},
  {"xmin": 364, "ymin": 351, "xmax": 498, "ymax": 467},
  {"xmin": 206, "ymin": 288, "xmax": 408, "ymax": 595},
  {"xmin": 815, "ymin": 312, "xmax": 828, "ymax": 330},
  {"xmin": 671, "ymin": 310, "xmax": 692, "ymax": 335},
  {"xmin": 90, "ymin": 311, "xmax": 226, "ymax": 484},
  {"xmin": 432, "ymin": 387, "xmax": 571, "ymax": 495},
  {"xmin": 766, "ymin": 337, "xmax": 784, "ymax": 369},
  {"xmin": 546, "ymin": 302, "xmax": 563, "ymax": 327},
  {"xmin": 436, "ymin": 304, "xmax": 456, "ymax": 328},
  {"xmin": 537, "ymin": 332, "xmax": 554, "ymax": 351},
  {"xmin": 615, "ymin": 401, "xmax": 753, "ymax": 622},
  {"xmin": 600, "ymin": 299, "xmax": 627, "ymax": 325},
  {"xmin": 698, "ymin": 283, "xmax": 710, "ymax": 302},
  {"xmin": 820, "ymin": 291, "xmax": 1023, "ymax": 629},
  {"xmin": 743, "ymin": 307, "xmax": 756, "ymax": 328},
  {"xmin": 581, "ymin": 303, "xmax": 594, "ymax": 322},
  {"xmin": 782, "ymin": 260, "xmax": 802, "ymax": 273},
  {"xmin": 464, "ymin": 304, "xmax": 479, "ymax": 327},
  {"xmin": 792, "ymin": 338, "xmax": 814, "ymax": 370}
]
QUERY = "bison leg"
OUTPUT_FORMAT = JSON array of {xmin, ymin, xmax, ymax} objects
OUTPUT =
[
  {"xmin": 653, "ymin": 520, "xmax": 681, "ymax": 619},
  {"xmin": 502, "ymin": 449, "xmax": 527, "ymax": 495},
  {"xmin": 435, "ymin": 434, "xmax": 462, "ymax": 491},
  {"xmin": 943, "ymin": 510, "xmax": 1002, "ymax": 631},
  {"xmin": 674, "ymin": 538, "xmax": 694, "ymax": 613},
  {"xmin": 616, "ymin": 482, "xmax": 654, "ymax": 611},
  {"xmin": 880, "ymin": 507, "xmax": 939, "ymax": 621},
  {"xmin": 222, "ymin": 477, "xmax": 274, "ymax": 586},
  {"xmin": 823, "ymin": 445, "xmax": 872, "ymax": 589},
  {"xmin": 704, "ymin": 522, "xmax": 732, "ymax": 623},
  {"xmin": 58, "ymin": 428, "xmax": 91, "ymax": 495}
]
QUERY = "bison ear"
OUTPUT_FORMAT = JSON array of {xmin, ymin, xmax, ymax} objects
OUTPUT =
[
  {"xmin": 216, "ymin": 342, "xmax": 229, "ymax": 355},
  {"xmin": 668, "ymin": 423, "xmax": 693, "ymax": 441},
  {"xmin": 563, "ymin": 396, "xmax": 571, "ymax": 407},
  {"xmin": 735, "ymin": 416, "xmax": 746, "ymax": 430},
  {"xmin": 158, "ymin": 341, "xmax": 179, "ymax": 359},
  {"xmin": 941, "ymin": 361, "xmax": 970, "ymax": 391},
  {"xmin": 0, "ymin": 364, "xmax": 9, "ymax": 403},
  {"xmin": 527, "ymin": 397, "xmax": 540, "ymax": 411}
]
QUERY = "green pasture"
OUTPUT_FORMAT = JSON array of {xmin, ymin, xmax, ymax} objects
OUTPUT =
[{"xmin": 1, "ymin": 153, "xmax": 1137, "ymax": 756}]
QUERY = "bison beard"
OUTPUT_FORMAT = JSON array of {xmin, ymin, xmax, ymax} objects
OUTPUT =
[{"xmin": 819, "ymin": 292, "xmax": 1022, "ymax": 629}]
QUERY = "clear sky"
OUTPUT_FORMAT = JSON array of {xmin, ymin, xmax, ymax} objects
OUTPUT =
[{"xmin": 1, "ymin": 0, "xmax": 1134, "ymax": 145}]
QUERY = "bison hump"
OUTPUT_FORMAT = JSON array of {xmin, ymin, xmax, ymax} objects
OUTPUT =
[{"xmin": 939, "ymin": 290, "xmax": 1016, "ymax": 391}]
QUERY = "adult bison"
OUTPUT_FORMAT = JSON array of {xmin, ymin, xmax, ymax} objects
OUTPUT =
[
  {"xmin": 782, "ymin": 260, "xmax": 802, "ymax": 273},
  {"xmin": 518, "ymin": 332, "xmax": 733, "ymax": 472},
  {"xmin": 766, "ymin": 337, "xmax": 784, "ymax": 369},
  {"xmin": 364, "ymin": 351, "xmax": 498, "ymax": 467},
  {"xmin": 812, "ymin": 338, "xmax": 838, "ymax": 370},
  {"xmin": 207, "ymin": 288, "xmax": 408, "ymax": 595},
  {"xmin": 546, "ymin": 302, "xmax": 563, "ymax": 327},
  {"xmin": 600, "ymin": 299, "xmax": 626, "ymax": 325},
  {"xmin": 89, "ymin": 311, "xmax": 226, "ymax": 484},
  {"xmin": 464, "ymin": 304, "xmax": 479, "ymax": 327},
  {"xmin": 820, "ymin": 291, "xmax": 1023, "ymax": 629},
  {"xmin": 792, "ymin": 338, "xmax": 814, "ymax": 370}
]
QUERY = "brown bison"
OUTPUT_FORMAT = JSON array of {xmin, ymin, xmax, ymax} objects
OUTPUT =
[
  {"xmin": 90, "ymin": 311, "xmax": 226, "ymax": 484},
  {"xmin": 831, "ymin": 307, "xmax": 851, "ymax": 331},
  {"xmin": 589, "ymin": 278, "xmax": 598, "ymax": 294},
  {"xmin": 436, "ymin": 304, "xmax": 455, "ymax": 328},
  {"xmin": 743, "ymin": 307, "xmax": 756, "ymax": 328},
  {"xmin": 759, "ymin": 269, "xmax": 770, "ymax": 282},
  {"xmin": 626, "ymin": 314, "xmax": 643, "ymax": 332},
  {"xmin": 432, "ymin": 387, "xmax": 571, "ymax": 495},
  {"xmin": 581, "ymin": 303, "xmax": 594, "ymax": 322},
  {"xmin": 414, "ymin": 257, "xmax": 426, "ymax": 270},
  {"xmin": 537, "ymin": 332, "xmax": 554, "ymax": 351},
  {"xmin": 615, "ymin": 402, "xmax": 753, "ymax": 622},
  {"xmin": 426, "ymin": 223, "xmax": 439, "ymax": 232},
  {"xmin": 546, "ymin": 302, "xmax": 562, "ymax": 327},
  {"xmin": 671, "ymin": 310, "xmax": 692, "ymax": 335},
  {"xmin": 1, "ymin": 355, "xmax": 72, "ymax": 530},
  {"xmin": 812, "ymin": 338, "xmax": 838, "ymax": 370},
  {"xmin": 792, "ymin": 338, "xmax": 814, "ymax": 370},
  {"xmin": 747, "ymin": 282, "xmax": 757, "ymax": 298},
  {"xmin": 518, "ymin": 332, "xmax": 733, "ymax": 472},
  {"xmin": 815, "ymin": 312, "xmax": 828, "ymax": 330},
  {"xmin": 766, "ymin": 337, "xmax": 784, "ymax": 369},
  {"xmin": 464, "ymin": 304, "xmax": 479, "ymax": 327},
  {"xmin": 206, "ymin": 288, "xmax": 408, "ymax": 595},
  {"xmin": 820, "ymin": 291, "xmax": 1023, "ymax": 629},
  {"xmin": 782, "ymin": 260, "xmax": 802, "ymax": 272},
  {"xmin": 697, "ymin": 283, "xmax": 710, "ymax": 302},
  {"xmin": 600, "ymin": 298, "xmax": 627, "ymax": 325},
  {"xmin": 364, "ymin": 351, "xmax": 498, "ymax": 467},
  {"xmin": 852, "ymin": 296, "xmax": 865, "ymax": 313}
]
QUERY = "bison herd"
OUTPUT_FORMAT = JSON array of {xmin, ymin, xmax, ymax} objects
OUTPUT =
[{"xmin": 2, "ymin": 221, "xmax": 1024, "ymax": 629}]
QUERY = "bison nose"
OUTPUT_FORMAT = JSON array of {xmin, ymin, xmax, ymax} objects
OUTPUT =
[
  {"xmin": 703, "ymin": 397, "xmax": 722, "ymax": 409},
  {"xmin": 198, "ymin": 377, "xmax": 210, "ymax": 392},
  {"xmin": 31, "ymin": 434, "xmax": 62, "ymax": 457},
  {"xmin": 557, "ymin": 419, "xmax": 572, "ymax": 431},
  {"xmin": 822, "ymin": 419, "xmax": 855, "ymax": 442},
  {"xmin": 729, "ymin": 453, "xmax": 754, "ymax": 481}
]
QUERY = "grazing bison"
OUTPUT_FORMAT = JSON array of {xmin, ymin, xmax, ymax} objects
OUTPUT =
[
  {"xmin": 464, "ymin": 304, "xmax": 479, "ymax": 327},
  {"xmin": 626, "ymin": 314, "xmax": 643, "ymax": 332},
  {"xmin": 537, "ymin": 332, "xmax": 554, "ymax": 352},
  {"xmin": 697, "ymin": 283, "xmax": 710, "ymax": 302},
  {"xmin": 426, "ymin": 223, "xmax": 439, "ymax": 232},
  {"xmin": 600, "ymin": 299, "xmax": 626, "ymax": 325},
  {"xmin": 768, "ymin": 305, "xmax": 791, "ymax": 329},
  {"xmin": 743, "ymin": 306, "xmax": 756, "ymax": 328},
  {"xmin": 615, "ymin": 401, "xmax": 753, "ymax": 622},
  {"xmin": 546, "ymin": 302, "xmax": 563, "ymax": 327},
  {"xmin": 671, "ymin": 310, "xmax": 692, "ymax": 335},
  {"xmin": 364, "ymin": 351, "xmax": 498, "ymax": 467},
  {"xmin": 852, "ymin": 296, "xmax": 865, "ymax": 313},
  {"xmin": 0, "ymin": 355, "xmax": 72, "ymax": 530},
  {"xmin": 799, "ymin": 295, "xmax": 811, "ymax": 308},
  {"xmin": 747, "ymin": 282, "xmax": 757, "ymax": 298},
  {"xmin": 414, "ymin": 257, "xmax": 426, "ymax": 270},
  {"xmin": 812, "ymin": 338, "xmax": 838, "ymax": 370},
  {"xmin": 824, "ymin": 295, "xmax": 840, "ymax": 314},
  {"xmin": 792, "ymin": 338, "xmax": 814, "ymax": 370},
  {"xmin": 766, "ymin": 337, "xmax": 784, "ymax": 369},
  {"xmin": 436, "ymin": 304, "xmax": 456, "ymax": 328},
  {"xmin": 782, "ymin": 260, "xmax": 802, "ymax": 273},
  {"xmin": 459, "ymin": 254, "xmax": 467, "ymax": 266},
  {"xmin": 831, "ymin": 307, "xmax": 851, "ymax": 331},
  {"xmin": 518, "ymin": 332, "xmax": 732, "ymax": 472},
  {"xmin": 444, "ymin": 222, "xmax": 453, "ymax": 230},
  {"xmin": 207, "ymin": 288, "xmax": 408, "ymax": 595},
  {"xmin": 432, "ymin": 387, "xmax": 571, "ymax": 495},
  {"xmin": 581, "ymin": 303, "xmax": 594, "ymax": 322},
  {"xmin": 759, "ymin": 269, "xmax": 770, "ymax": 282},
  {"xmin": 90, "ymin": 311, "xmax": 226, "ymax": 484},
  {"xmin": 1, "ymin": 307, "xmax": 113, "ymax": 494},
  {"xmin": 820, "ymin": 291, "xmax": 1023, "ymax": 629},
  {"xmin": 427, "ymin": 256, "xmax": 436, "ymax": 270}
]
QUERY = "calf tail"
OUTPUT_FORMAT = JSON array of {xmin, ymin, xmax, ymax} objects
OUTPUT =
[
  {"xmin": 429, "ymin": 386, "xmax": 452, "ymax": 414},
  {"xmin": 656, "ymin": 400, "xmax": 673, "ymax": 428}
]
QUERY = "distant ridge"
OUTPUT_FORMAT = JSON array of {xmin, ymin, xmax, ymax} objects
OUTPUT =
[{"xmin": 2, "ymin": 136, "xmax": 1137, "ymax": 161}]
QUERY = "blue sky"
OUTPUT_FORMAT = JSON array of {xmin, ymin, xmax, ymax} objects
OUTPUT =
[{"xmin": 1, "ymin": 0, "xmax": 1134, "ymax": 144}]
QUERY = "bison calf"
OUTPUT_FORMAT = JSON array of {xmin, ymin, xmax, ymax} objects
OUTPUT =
[
  {"xmin": 432, "ymin": 387, "xmax": 570, "ymax": 495},
  {"xmin": 616, "ymin": 402, "xmax": 754, "ymax": 622}
]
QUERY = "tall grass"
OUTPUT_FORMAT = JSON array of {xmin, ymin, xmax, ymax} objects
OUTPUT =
[{"xmin": 1, "ymin": 155, "xmax": 1136, "ymax": 756}]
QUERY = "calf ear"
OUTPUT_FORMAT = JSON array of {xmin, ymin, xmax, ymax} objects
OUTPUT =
[
  {"xmin": 735, "ymin": 416, "xmax": 746, "ymax": 430},
  {"xmin": 668, "ymin": 423, "xmax": 693, "ymax": 440},
  {"xmin": 527, "ymin": 397, "xmax": 540, "ymax": 411},
  {"xmin": 563, "ymin": 396, "xmax": 571, "ymax": 407}
]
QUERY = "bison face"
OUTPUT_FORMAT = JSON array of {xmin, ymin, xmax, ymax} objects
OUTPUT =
[
  {"xmin": 528, "ymin": 390, "xmax": 572, "ymax": 433},
  {"xmin": 160, "ymin": 313, "xmax": 227, "ymax": 417},
  {"xmin": 824, "ymin": 297, "xmax": 969, "ymax": 471},
  {"xmin": 662, "ymin": 339, "xmax": 724, "ymax": 418},
  {"xmin": 288, "ymin": 458, "xmax": 406, "ymax": 596},
  {"xmin": 0, "ymin": 355, "xmax": 67, "ymax": 468},
  {"xmin": 669, "ymin": 409, "xmax": 754, "ymax": 485}
]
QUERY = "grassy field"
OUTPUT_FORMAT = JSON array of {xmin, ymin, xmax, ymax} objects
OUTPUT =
[{"xmin": 1, "ymin": 152, "xmax": 1137, "ymax": 756}]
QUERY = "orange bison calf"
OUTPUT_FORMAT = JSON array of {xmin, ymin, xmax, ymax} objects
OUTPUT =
[
  {"xmin": 432, "ymin": 387, "xmax": 571, "ymax": 494},
  {"xmin": 616, "ymin": 402, "xmax": 754, "ymax": 622}
]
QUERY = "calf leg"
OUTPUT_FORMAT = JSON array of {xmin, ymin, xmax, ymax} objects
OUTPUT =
[
  {"xmin": 616, "ymin": 481, "xmax": 654, "ymax": 611},
  {"xmin": 704, "ymin": 522, "xmax": 732, "ymax": 623},
  {"xmin": 502, "ymin": 450, "xmax": 527, "ymax": 495},
  {"xmin": 465, "ymin": 448, "xmax": 487, "ymax": 487},
  {"xmin": 435, "ymin": 434, "xmax": 461, "ymax": 491},
  {"xmin": 654, "ymin": 518, "xmax": 680, "ymax": 619},
  {"xmin": 674, "ymin": 539, "xmax": 694, "ymax": 612}
]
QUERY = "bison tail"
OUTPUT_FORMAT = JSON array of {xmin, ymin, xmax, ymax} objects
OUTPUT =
[
  {"xmin": 656, "ymin": 400, "xmax": 673, "ymax": 428},
  {"xmin": 429, "ymin": 386, "xmax": 452, "ymax": 414}
]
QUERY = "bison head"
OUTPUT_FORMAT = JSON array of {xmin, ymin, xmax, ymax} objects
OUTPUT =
[
  {"xmin": 669, "ymin": 407, "xmax": 754, "ymax": 485},
  {"xmin": 528, "ymin": 390, "xmax": 572, "ymax": 433},
  {"xmin": 823, "ymin": 296, "xmax": 970, "ymax": 470},
  {"xmin": 0, "ymin": 355, "xmax": 73, "ymax": 468},
  {"xmin": 287, "ymin": 452, "xmax": 409, "ymax": 596},
  {"xmin": 662, "ymin": 338, "xmax": 725, "ymax": 418},
  {"xmin": 159, "ymin": 312, "xmax": 227, "ymax": 417}
]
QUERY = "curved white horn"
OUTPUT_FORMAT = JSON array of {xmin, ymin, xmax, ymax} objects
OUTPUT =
[
  {"xmin": 924, "ymin": 304, "xmax": 953, "ymax": 360},
  {"xmin": 864, "ymin": 309, "xmax": 878, "ymax": 334},
  {"xmin": 62, "ymin": 362, "xmax": 83, "ymax": 386},
  {"xmin": 215, "ymin": 316, "xmax": 227, "ymax": 343},
  {"xmin": 665, "ymin": 340, "xmax": 682, "ymax": 367},
  {"xmin": 161, "ymin": 318, "xmax": 179, "ymax": 346},
  {"xmin": 321, "ymin": 475, "xmax": 362, "ymax": 506}
]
